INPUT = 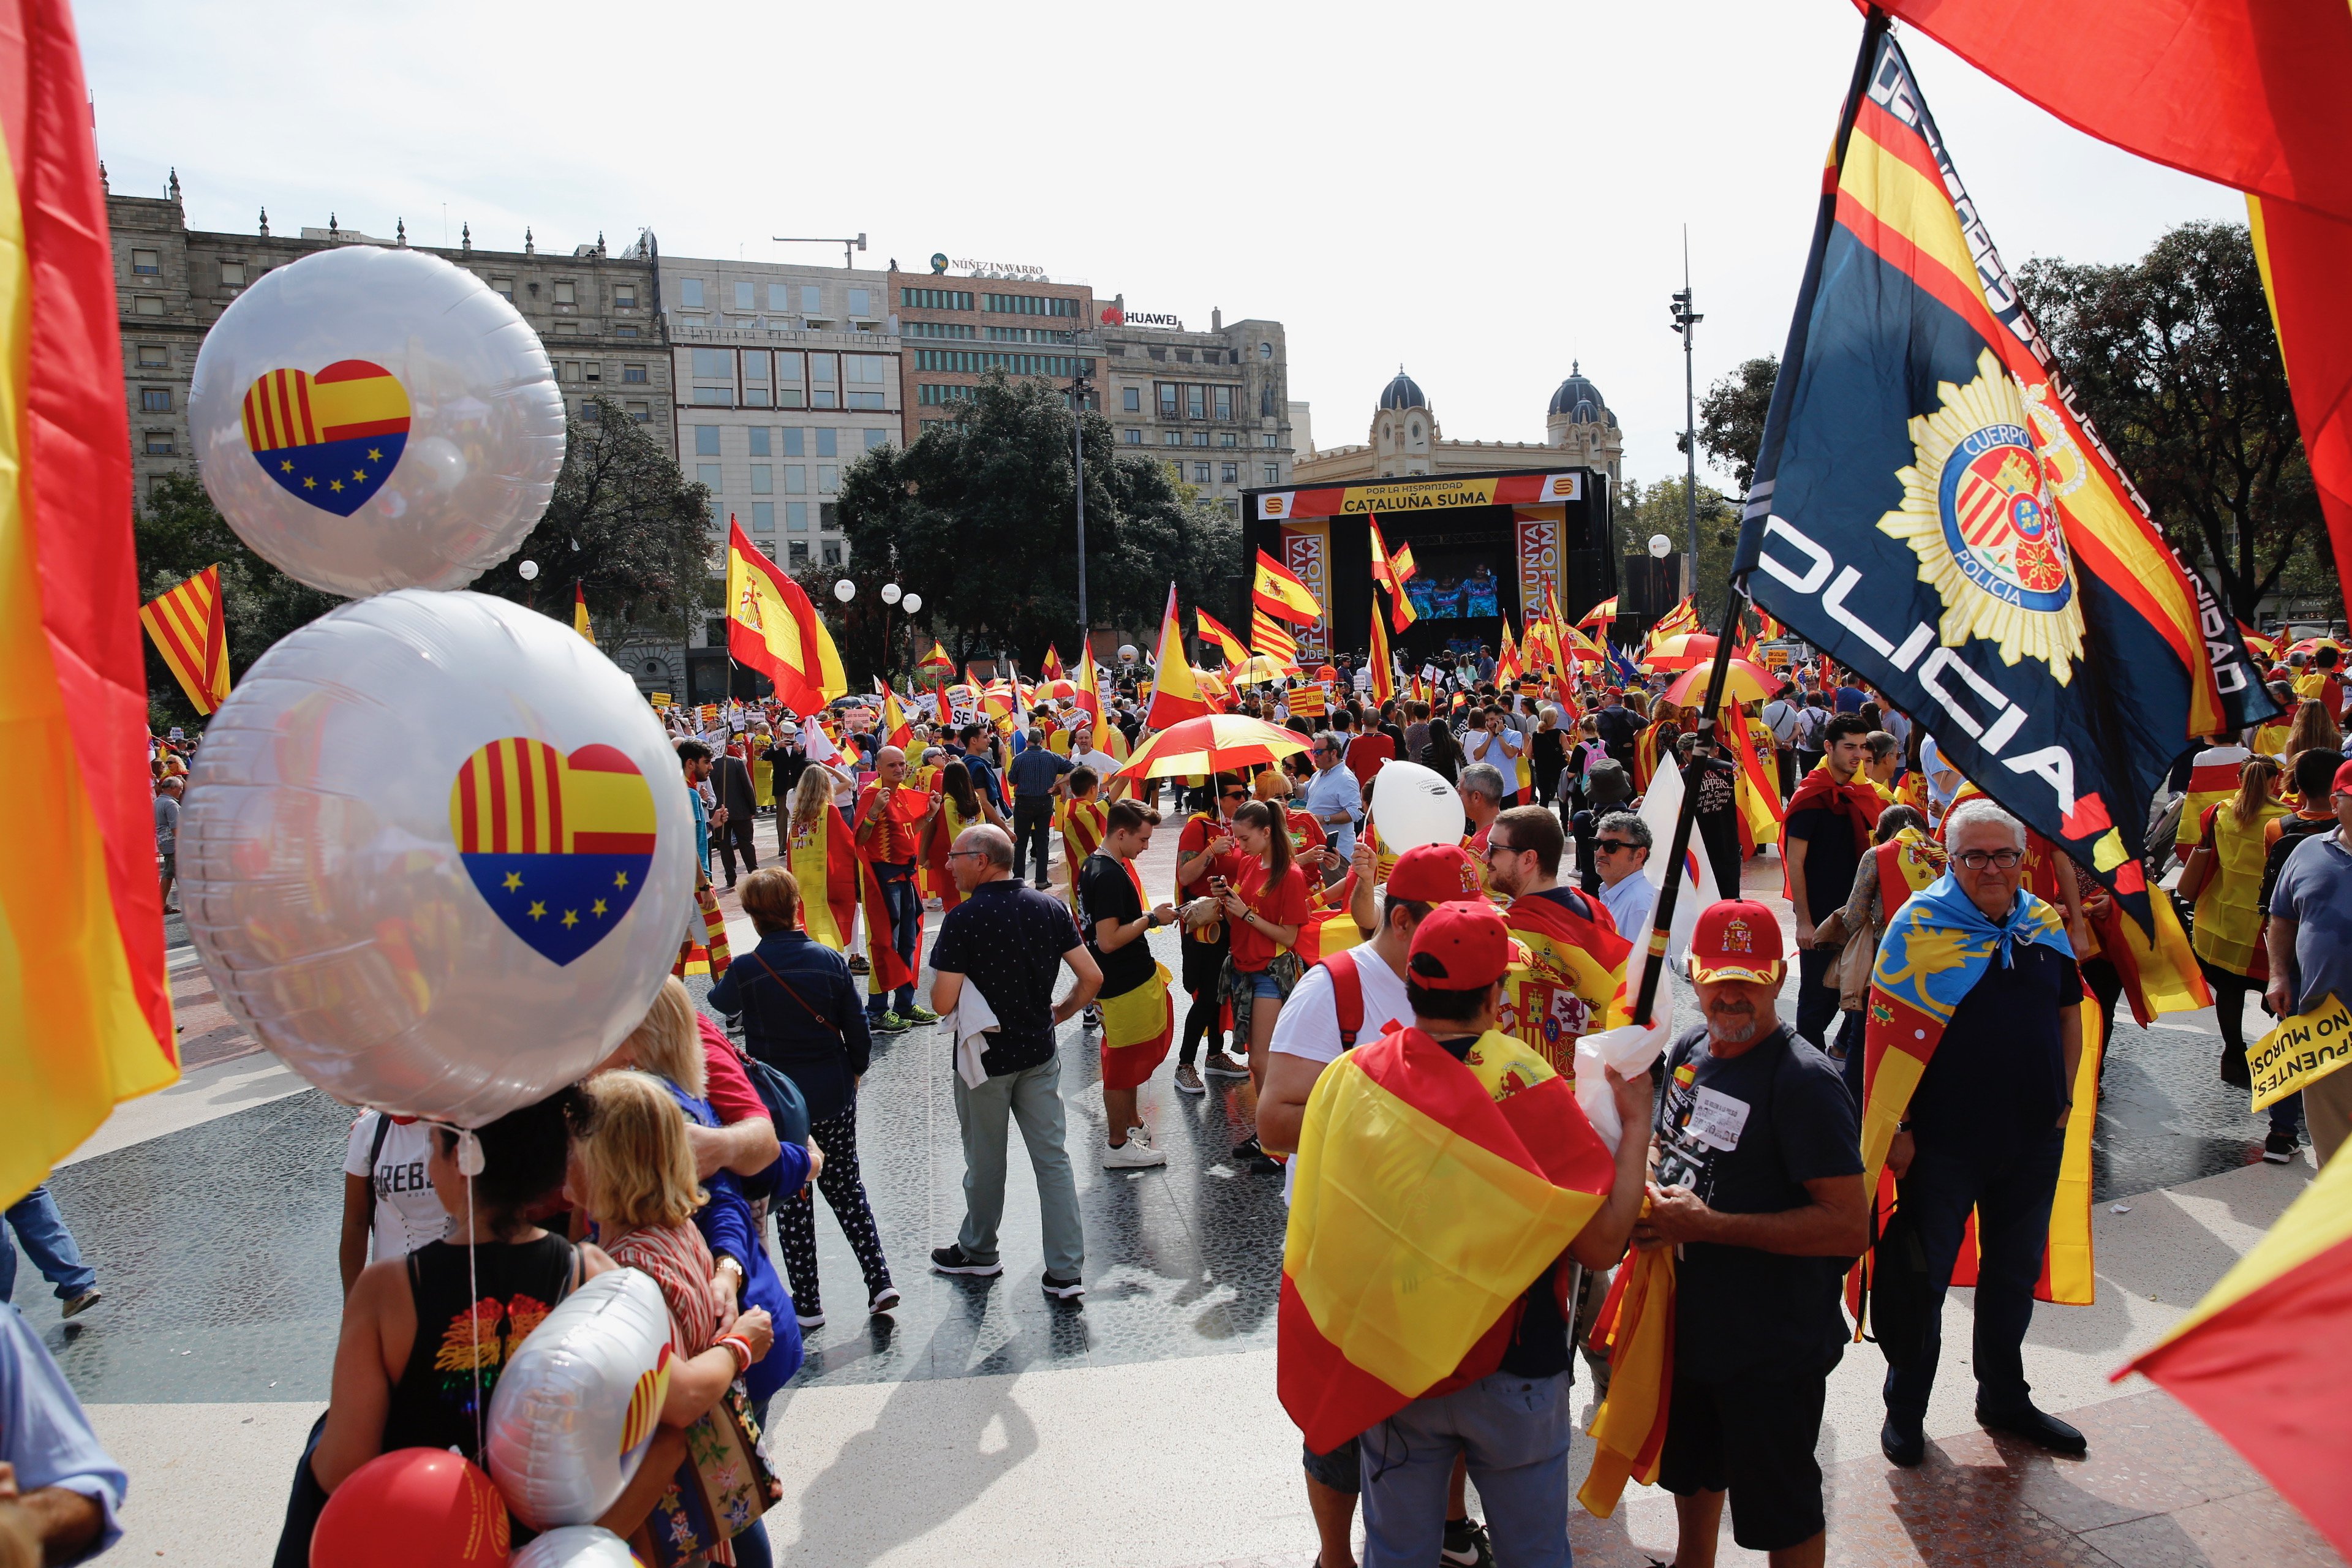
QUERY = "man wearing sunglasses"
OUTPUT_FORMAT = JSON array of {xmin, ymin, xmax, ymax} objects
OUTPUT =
[
  {"xmin": 1301, "ymin": 728, "xmax": 1364, "ymax": 862},
  {"xmin": 1591, "ymin": 810, "xmax": 1654, "ymax": 941}
]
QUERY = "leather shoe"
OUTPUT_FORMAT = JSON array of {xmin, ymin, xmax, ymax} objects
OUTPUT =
[
  {"xmin": 1880, "ymin": 1413, "xmax": 1925, "ymax": 1468},
  {"xmin": 1978, "ymin": 1402, "xmax": 2088, "ymax": 1456}
]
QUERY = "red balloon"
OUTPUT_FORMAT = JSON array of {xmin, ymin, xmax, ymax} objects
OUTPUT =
[{"xmin": 312, "ymin": 1449, "xmax": 511, "ymax": 1567}]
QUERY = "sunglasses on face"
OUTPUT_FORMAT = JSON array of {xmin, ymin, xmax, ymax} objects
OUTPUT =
[{"xmin": 1595, "ymin": 839, "xmax": 1638, "ymax": 854}]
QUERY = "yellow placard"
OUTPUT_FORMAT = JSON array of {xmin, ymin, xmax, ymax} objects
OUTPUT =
[{"xmin": 2249, "ymin": 992, "xmax": 2352, "ymax": 1112}]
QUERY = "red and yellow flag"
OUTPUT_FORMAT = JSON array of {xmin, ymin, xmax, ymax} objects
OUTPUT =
[
  {"xmin": 879, "ymin": 683, "xmax": 913, "ymax": 751},
  {"xmin": 3, "ymin": 0, "xmax": 179, "ymax": 1206},
  {"xmin": 725, "ymin": 519, "xmax": 845, "ymax": 715},
  {"xmin": 787, "ymin": 800, "xmax": 862, "ymax": 952},
  {"xmin": 1251, "ymin": 607, "xmax": 1302, "ymax": 670},
  {"xmin": 1390, "ymin": 543, "xmax": 1418, "ymax": 584},
  {"xmin": 1500, "ymin": 890, "xmax": 1632, "ymax": 1075},
  {"xmin": 1494, "ymin": 616, "xmax": 1523, "ymax": 687},
  {"xmin": 573, "ymin": 581, "xmax": 595, "ymax": 646},
  {"xmin": 1281, "ymin": 1027, "xmax": 1616, "ymax": 1452},
  {"xmin": 1039, "ymin": 644, "xmax": 1068, "ymax": 682},
  {"xmin": 1367, "ymin": 598, "xmax": 1395, "ymax": 705},
  {"xmin": 1579, "ymin": 1243, "xmax": 1675, "ymax": 1517},
  {"xmin": 919, "ymin": 638, "xmax": 954, "ymax": 676},
  {"xmin": 1724, "ymin": 707, "xmax": 1784, "ymax": 852},
  {"xmin": 1196, "ymin": 607, "xmax": 1248, "ymax": 666},
  {"xmin": 2120, "ymin": 1142, "xmax": 2352, "ymax": 1561},
  {"xmin": 1147, "ymin": 583, "xmax": 1213, "ymax": 729},
  {"xmin": 140, "ymin": 564, "xmax": 230, "ymax": 715},
  {"xmin": 1251, "ymin": 548, "xmax": 1322, "ymax": 625},
  {"xmin": 1366, "ymin": 515, "xmax": 1401, "ymax": 597}
]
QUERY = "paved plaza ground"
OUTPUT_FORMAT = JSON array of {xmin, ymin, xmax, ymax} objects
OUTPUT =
[{"xmin": 49, "ymin": 812, "xmax": 2342, "ymax": 1566}]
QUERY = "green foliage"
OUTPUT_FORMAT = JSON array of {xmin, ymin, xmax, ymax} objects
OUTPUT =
[
  {"xmin": 830, "ymin": 370, "xmax": 1238, "ymax": 678},
  {"xmin": 470, "ymin": 396, "xmax": 715, "ymax": 636},
  {"xmin": 1698, "ymin": 356, "xmax": 1778, "ymax": 495},
  {"xmin": 1621, "ymin": 475, "xmax": 1741, "ymax": 627},
  {"xmin": 2017, "ymin": 222, "xmax": 2326, "ymax": 619}
]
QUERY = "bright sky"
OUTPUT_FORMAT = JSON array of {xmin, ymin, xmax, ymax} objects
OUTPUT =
[{"xmin": 85, "ymin": 0, "xmax": 2242, "ymax": 494}]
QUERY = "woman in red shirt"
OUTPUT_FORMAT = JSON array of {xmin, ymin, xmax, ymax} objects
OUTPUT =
[{"xmin": 1209, "ymin": 800, "xmax": 1308, "ymax": 1166}]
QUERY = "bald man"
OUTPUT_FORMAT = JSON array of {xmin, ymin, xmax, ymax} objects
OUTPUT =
[{"xmin": 856, "ymin": 744, "xmax": 940, "ymax": 1032}]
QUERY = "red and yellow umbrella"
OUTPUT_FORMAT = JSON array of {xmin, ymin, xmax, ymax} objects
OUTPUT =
[
  {"xmin": 1228, "ymin": 654, "xmax": 1295, "ymax": 685},
  {"xmin": 1641, "ymin": 631, "xmax": 1720, "ymax": 673},
  {"xmin": 1117, "ymin": 714, "xmax": 1310, "ymax": 780},
  {"xmin": 1035, "ymin": 678, "xmax": 1080, "ymax": 701},
  {"xmin": 2286, "ymin": 637, "xmax": 2342, "ymax": 660},
  {"xmin": 1661, "ymin": 658, "xmax": 1777, "ymax": 710}
]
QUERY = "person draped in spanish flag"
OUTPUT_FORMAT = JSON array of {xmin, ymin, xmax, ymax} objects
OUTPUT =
[
  {"xmin": 1055, "ymin": 764, "xmax": 1111, "ymax": 916},
  {"xmin": 922, "ymin": 756, "xmax": 1005, "ymax": 913},
  {"xmin": 1075, "ymin": 797, "xmax": 1183, "ymax": 1169},
  {"xmin": 1479, "ymin": 805, "xmax": 1632, "ymax": 1077},
  {"xmin": 851, "ymin": 746, "xmax": 938, "ymax": 1035},
  {"xmin": 1860, "ymin": 798, "xmax": 2097, "ymax": 1469},
  {"xmin": 1281, "ymin": 900, "xmax": 1650, "ymax": 1567},
  {"xmin": 1630, "ymin": 701, "xmax": 1686, "ymax": 794},
  {"xmin": 786, "ymin": 766, "xmax": 862, "ymax": 960}
]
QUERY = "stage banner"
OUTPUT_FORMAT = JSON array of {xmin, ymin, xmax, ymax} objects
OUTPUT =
[
  {"xmin": 1514, "ymin": 506, "xmax": 1566, "ymax": 626},
  {"xmin": 1281, "ymin": 521, "xmax": 1332, "ymax": 658},
  {"xmin": 1257, "ymin": 473, "xmax": 1578, "ymax": 522}
]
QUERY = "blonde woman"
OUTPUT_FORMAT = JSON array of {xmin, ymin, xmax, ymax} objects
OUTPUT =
[
  {"xmin": 2283, "ymin": 701, "xmax": 2340, "ymax": 784},
  {"xmin": 575, "ymin": 1070, "xmax": 779, "ymax": 1567},
  {"xmin": 2179, "ymin": 756, "xmax": 2288, "ymax": 1102}
]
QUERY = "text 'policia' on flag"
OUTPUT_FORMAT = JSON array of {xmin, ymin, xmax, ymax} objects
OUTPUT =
[{"xmin": 1732, "ymin": 18, "xmax": 2274, "ymax": 932}]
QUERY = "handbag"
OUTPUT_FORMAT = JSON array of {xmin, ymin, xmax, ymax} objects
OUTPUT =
[
  {"xmin": 1864, "ymin": 1198, "xmax": 1934, "ymax": 1368},
  {"xmin": 630, "ymin": 1381, "xmax": 782, "ymax": 1567}
]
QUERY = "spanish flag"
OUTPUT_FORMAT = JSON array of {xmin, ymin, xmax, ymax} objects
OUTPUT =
[
  {"xmin": 1366, "ymin": 598, "xmax": 1395, "ymax": 705},
  {"xmin": 1146, "ymin": 582, "xmax": 1213, "ymax": 729},
  {"xmin": 1251, "ymin": 548, "xmax": 1322, "ymax": 626},
  {"xmin": 786, "ymin": 800, "xmax": 862, "ymax": 952},
  {"xmin": 880, "ymin": 683, "xmax": 913, "ymax": 751},
  {"xmin": 919, "ymin": 638, "xmax": 955, "ymax": 677},
  {"xmin": 725, "ymin": 519, "xmax": 845, "ymax": 715},
  {"xmin": 1501, "ymin": 889, "xmax": 1632, "ymax": 1076},
  {"xmin": 1281, "ymin": 1026, "xmax": 1616, "ymax": 1452},
  {"xmin": 140, "ymin": 564, "xmax": 230, "ymax": 715},
  {"xmin": 1039, "ymin": 644, "xmax": 1068, "ymax": 682},
  {"xmin": 1366, "ymin": 515, "xmax": 1401, "ymax": 597},
  {"xmin": 573, "ymin": 582, "xmax": 595, "ymax": 646},
  {"xmin": 2120, "ymin": 1145, "xmax": 2352, "ymax": 1561},
  {"xmin": 1196, "ymin": 607, "xmax": 1248, "ymax": 666},
  {"xmin": 2, "ymin": 0, "xmax": 179, "ymax": 1207}
]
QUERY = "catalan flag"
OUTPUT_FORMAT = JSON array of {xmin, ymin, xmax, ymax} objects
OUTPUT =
[
  {"xmin": 1251, "ymin": 548, "xmax": 1322, "ymax": 626},
  {"xmin": 1196, "ymin": 607, "xmax": 1248, "ymax": 666},
  {"xmin": 726, "ymin": 518, "xmax": 845, "ymax": 715},
  {"xmin": 1251, "ymin": 608, "xmax": 1302, "ymax": 670},
  {"xmin": 1280, "ymin": 1026, "xmax": 1616, "ymax": 1452},
  {"xmin": 1366, "ymin": 597, "xmax": 1395, "ymax": 706},
  {"xmin": 1735, "ymin": 20, "xmax": 2272, "ymax": 940},
  {"xmin": 2119, "ymin": 1141, "xmax": 2352, "ymax": 1561},
  {"xmin": 1146, "ymin": 583, "xmax": 1213, "ymax": 729},
  {"xmin": 140, "ymin": 565, "xmax": 230, "ymax": 715},
  {"xmin": 2, "ymin": 0, "xmax": 179, "ymax": 1208},
  {"xmin": 450, "ymin": 739, "xmax": 658, "ymax": 967},
  {"xmin": 241, "ymin": 359, "xmax": 412, "ymax": 517}
]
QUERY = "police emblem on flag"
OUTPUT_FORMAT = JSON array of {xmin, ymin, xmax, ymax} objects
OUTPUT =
[{"xmin": 1879, "ymin": 349, "xmax": 2086, "ymax": 679}]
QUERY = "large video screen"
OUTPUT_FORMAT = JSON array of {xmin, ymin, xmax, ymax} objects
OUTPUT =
[{"xmin": 1402, "ymin": 549, "xmax": 1504, "ymax": 621}]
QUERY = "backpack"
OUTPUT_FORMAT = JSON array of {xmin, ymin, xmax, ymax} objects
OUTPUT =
[
  {"xmin": 1583, "ymin": 756, "xmax": 1632, "ymax": 808},
  {"xmin": 2260, "ymin": 815, "xmax": 2334, "ymax": 915}
]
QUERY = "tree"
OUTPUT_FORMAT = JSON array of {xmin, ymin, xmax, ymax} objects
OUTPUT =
[
  {"xmin": 470, "ymin": 396, "xmax": 714, "ymax": 638},
  {"xmin": 1698, "ymin": 356, "xmax": 1779, "ymax": 495},
  {"xmin": 829, "ymin": 370, "xmax": 1236, "ymax": 679},
  {"xmin": 2016, "ymin": 221, "xmax": 2326, "ymax": 620},
  {"xmin": 1621, "ymin": 475, "xmax": 1741, "ymax": 627}
]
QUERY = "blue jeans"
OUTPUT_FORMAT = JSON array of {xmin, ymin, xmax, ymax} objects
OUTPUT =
[
  {"xmin": 1882, "ymin": 1128, "xmax": 2065, "ymax": 1423},
  {"xmin": 866, "ymin": 866, "xmax": 918, "ymax": 1017},
  {"xmin": 1360, "ymin": 1371, "xmax": 1574, "ymax": 1568},
  {"xmin": 0, "ymin": 1185, "xmax": 97, "ymax": 1304}
]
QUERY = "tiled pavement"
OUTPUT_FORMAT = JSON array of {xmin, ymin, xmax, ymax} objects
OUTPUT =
[{"xmin": 51, "ymin": 809, "xmax": 2343, "ymax": 1565}]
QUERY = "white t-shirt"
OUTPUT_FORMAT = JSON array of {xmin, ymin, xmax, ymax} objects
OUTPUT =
[
  {"xmin": 1070, "ymin": 746, "xmax": 1120, "ymax": 778},
  {"xmin": 1270, "ymin": 944, "xmax": 1412, "ymax": 1202},
  {"xmin": 344, "ymin": 1111, "xmax": 448, "ymax": 1262}
]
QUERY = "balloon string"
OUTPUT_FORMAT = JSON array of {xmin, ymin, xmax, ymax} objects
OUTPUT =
[{"xmin": 467, "ymin": 1166, "xmax": 484, "ymax": 1463}]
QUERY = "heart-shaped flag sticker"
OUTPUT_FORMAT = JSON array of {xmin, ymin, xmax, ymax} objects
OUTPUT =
[
  {"xmin": 242, "ymin": 358, "xmax": 412, "ymax": 516},
  {"xmin": 450, "ymin": 739, "xmax": 658, "ymax": 966}
]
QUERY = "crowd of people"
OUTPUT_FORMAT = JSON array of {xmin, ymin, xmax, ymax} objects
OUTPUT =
[{"xmin": 7, "ymin": 632, "xmax": 2344, "ymax": 1566}]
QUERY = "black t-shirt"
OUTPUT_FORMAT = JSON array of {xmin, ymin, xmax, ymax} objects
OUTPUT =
[
  {"xmin": 1785, "ymin": 805, "xmax": 1863, "ymax": 925},
  {"xmin": 1077, "ymin": 851, "xmax": 1155, "ymax": 998},
  {"xmin": 930, "ymin": 880, "xmax": 1083, "ymax": 1074},
  {"xmin": 1593, "ymin": 706, "xmax": 1641, "ymax": 763},
  {"xmin": 1654, "ymin": 1023, "xmax": 1862, "ymax": 1382},
  {"xmin": 1431, "ymin": 1032, "xmax": 1574, "ymax": 1381},
  {"xmin": 1910, "ymin": 941, "xmax": 2079, "ymax": 1159}
]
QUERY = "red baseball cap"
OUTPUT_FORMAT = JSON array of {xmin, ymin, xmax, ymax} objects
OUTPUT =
[
  {"xmin": 1407, "ymin": 901, "xmax": 1513, "ymax": 990},
  {"xmin": 2331, "ymin": 760, "xmax": 2352, "ymax": 799},
  {"xmin": 1689, "ymin": 899, "xmax": 1785, "ymax": 986},
  {"xmin": 1387, "ymin": 843, "xmax": 1485, "ymax": 903}
]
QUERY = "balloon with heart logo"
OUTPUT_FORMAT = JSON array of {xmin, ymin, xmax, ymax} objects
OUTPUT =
[
  {"xmin": 176, "ymin": 589, "xmax": 693, "ymax": 1127},
  {"xmin": 186, "ymin": 244, "xmax": 566, "ymax": 598},
  {"xmin": 486, "ymin": 1267, "xmax": 674, "ymax": 1531}
]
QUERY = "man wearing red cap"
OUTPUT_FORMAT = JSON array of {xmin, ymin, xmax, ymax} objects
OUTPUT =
[
  {"xmin": 1281, "ymin": 901, "xmax": 1653, "ymax": 1568},
  {"xmin": 1634, "ymin": 898, "xmax": 1866, "ymax": 1568},
  {"xmin": 1260, "ymin": 842, "xmax": 1485, "ymax": 1568}
]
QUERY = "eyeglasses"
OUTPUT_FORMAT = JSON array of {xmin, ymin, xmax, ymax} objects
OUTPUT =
[
  {"xmin": 944, "ymin": 848, "xmax": 986, "ymax": 861},
  {"xmin": 1955, "ymin": 848, "xmax": 2025, "ymax": 870},
  {"xmin": 1482, "ymin": 839, "xmax": 1524, "ymax": 861},
  {"xmin": 1221, "ymin": 788, "xmax": 1250, "ymax": 800},
  {"xmin": 1594, "ymin": 839, "xmax": 1640, "ymax": 854}
]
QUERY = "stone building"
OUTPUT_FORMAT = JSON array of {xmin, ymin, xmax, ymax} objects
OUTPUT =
[
  {"xmin": 1290, "ymin": 365, "xmax": 1624, "ymax": 487},
  {"xmin": 886, "ymin": 262, "xmax": 1099, "ymax": 435},
  {"xmin": 1097, "ymin": 303, "xmax": 1295, "ymax": 517}
]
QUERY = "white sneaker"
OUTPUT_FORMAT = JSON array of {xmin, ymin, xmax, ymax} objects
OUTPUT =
[
  {"xmin": 1104, "ymin": 1133, "xmax": 1168, "ymax": 1168},
  {"xmin": 795, "ymin": 1306, "xmax": 826, "ymax": 1329}
]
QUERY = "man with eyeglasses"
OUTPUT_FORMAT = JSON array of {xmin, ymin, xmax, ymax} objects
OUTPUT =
[
  {"xmin": 1302, "ymin": 728, "xmax": 1364, "ymax": 862},
  {"xmin": 1591, "ymin": 810, "xmax": 1655, "ymax": 941},
  {"xmin": 1868, "ymin": 798, "xmax": 2089, "ymax": 1468}
]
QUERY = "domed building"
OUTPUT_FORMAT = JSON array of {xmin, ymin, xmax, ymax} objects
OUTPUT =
[{"xmin": 1291, "ymin": 364, "xmax": 1624, "ymax": 486}]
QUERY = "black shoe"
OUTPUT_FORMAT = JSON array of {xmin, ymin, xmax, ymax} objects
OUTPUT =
[
  {"xmin": 2221, "ymin": 1039, "xmax": 2252, "ymax": 1089},
  {"xmin": 930, "ymin": 1243, "xmax": 1003, "ymax": 1278},
  {"xmin": 1232, "ymin": 1134, "xmax": 1264, "ymax": 1162},
  {"xmin": 2264, "ymin": 1130, "xmax": 2299, "ymax": 1163},
  {"xmin": 1880, "ymin": 1413, "xmax": 1925, "ymax": 1468},
  {"xmin": 1041, "ymin": 1270, "xmax": 1086, "ymax": 1300},
  {"xmin": 1977, "ymin": 1401, "xmax": 2087, "ymax": 1457}
]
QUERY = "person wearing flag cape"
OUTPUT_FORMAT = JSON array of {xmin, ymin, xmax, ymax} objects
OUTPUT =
[
  {"xmin": 1281, "ymin": 902, "xmax": 1651, "ymax": 1568},
  {"xmin": 1862, "ymin": 799, "xmax": 2090, "ymax": 1467},
  {"xmin": 1076, "ymin": 798, "xmax": 1182, "ymax": 1169},
  {"xmin": 854, "ymin": 746, "xmax": 940, "ymax": 1034}
]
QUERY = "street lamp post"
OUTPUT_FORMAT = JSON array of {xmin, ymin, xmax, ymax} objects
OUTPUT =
[
  {"xmin": 1070, "ymin": 371, "xmax": 1091, "ymax": 652},
  {"xmin": 1669, "ymin": 241, "xmax": 1704, "ymax": 604}
]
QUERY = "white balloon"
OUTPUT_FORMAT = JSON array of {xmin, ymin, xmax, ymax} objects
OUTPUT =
[
  {"xmin": 488, "ymin": 1270, "xmax": 673, "ymax": 1532},
  {"xmin": 188, "ymin": 245, "xmax": 567, "ymax": 597},
  {"xmin": 178, "ymin": 590, "xmax": 693, "ymax": 1126},
  {"xmin": 508, "ymin": 1527, "xmax": 643, "ymax": 1568},
  {"xmin": 519, "ymin": 560, "xmax": 540, "ymax": 582},
  {"xmin": 1370, "ymin": 761, "xmax": 1464, "ymax": 855}
]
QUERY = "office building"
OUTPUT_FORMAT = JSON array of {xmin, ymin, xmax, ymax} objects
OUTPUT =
[
  {"xmin": 887, "ymin": 263, "xmax": 1099, "ymax": 434},
  {"xmin": 1098, "ymin": 303, "xmax": 1295, "ymax": 516}
]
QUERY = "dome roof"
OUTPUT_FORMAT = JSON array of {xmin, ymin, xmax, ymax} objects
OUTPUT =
[
  {"xmin": 1548, "ymin": 361, "xmax": 1615, "ymax": 426},
  {"xmin": 1378, "ymin": 366, "xmax": 1430, "ymax": 412}
]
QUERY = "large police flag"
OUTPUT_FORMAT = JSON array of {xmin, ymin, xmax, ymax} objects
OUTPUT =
[{"xmin": 1734, "ymin": 20, "xmax": 2274, "ymax": 928}]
